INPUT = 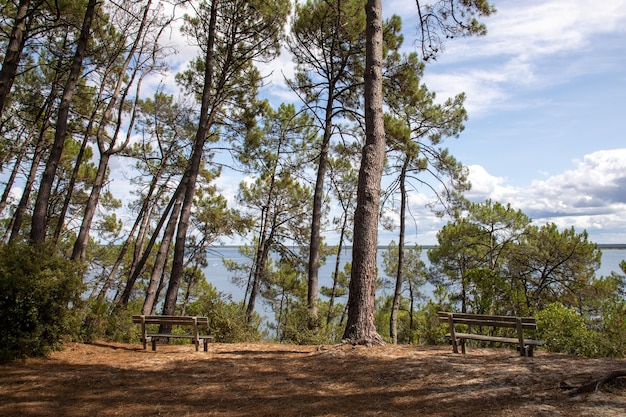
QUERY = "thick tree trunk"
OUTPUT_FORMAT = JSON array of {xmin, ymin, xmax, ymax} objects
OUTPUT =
[
  {"xmin": 342, "ymin": 0, "xmax": 385, "ymax": 346},
  {"xmin": 30, "ymin": 0, "xmax": 98, "ymax": 243}
]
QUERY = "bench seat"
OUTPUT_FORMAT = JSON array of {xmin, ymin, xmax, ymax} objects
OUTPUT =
[
  {"xmin": 133, "ymin": 315, "xmax": 213, "ymax": 351},
  {"xmin": 439, "ymin": 311, "xmax": 545, "ymax": 357}
]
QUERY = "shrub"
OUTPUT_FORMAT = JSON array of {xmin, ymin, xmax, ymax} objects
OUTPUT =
[
  {"xmin": 415, "ymin": 300, "xmax": 449, "ymax": 345},
  {"xmin": 535, "ymin": 302, "xmax": 602, "ymax": 357},
  {"xmin": 185, "ymin": 284, "xmax": 263, "ymax": 343},
  {"xmin": 0, "ymin": 242, "xmax": 84, "ymax": 362},
  {"xmin": 80, "ymin": 299, "xmax": 142, "ymax": 343},
  {"xmin": 273, "ymin": 303, "xmax": 336, "ymax": 345}
]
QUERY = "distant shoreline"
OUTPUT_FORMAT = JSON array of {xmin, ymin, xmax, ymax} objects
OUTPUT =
[{"xmin": 209, "ymin": 244, "xmax": 626, "ymax": 250}]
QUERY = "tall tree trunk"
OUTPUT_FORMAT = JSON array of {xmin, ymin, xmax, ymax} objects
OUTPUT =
[
  {"xmin": 9, "ymin": 122, "xmax": 49, "ymax": 242},
  {"xmin": 247, "ymin": 229, "xmax": 272, "ymax": 322},
  {"xmin": 342, "ymin": 0, "xmax": 385, "ymax": 346},
  {"xmin": 307, "ymin": 92, "xmax": 334, "ymax": 331},
  {"xmin": 71, "ymin": 1, "xmax": 155, "ymax": 260},
  {"xmin": 161, "ymin": 0, "xmax": 219, "ymax": 317},
  {"xmin": 0, "ymin": 0, "xmax": 38, "ymax": 118},
  {"xmin": 327, "ymin": 208, "xmax": 350, "ymax": 326},
  {"xmin": 246, "ymin": 229, "xmax": 266, "ymax": 321},
  {"xmin": 30, "ymin": 0, "xmax": 98, "ymax": 243},
  {"xmin": 54, "ymin": 120, "xmax": 93, "ymax": 241},
  {"xmin": 141, "ymin": 190, "xmax": 183, "ymax": 314},
  {"xmin": 71, "ymin": 151, "xmax": 110, "ymax": 260},
  {"xmin": 390, "ymin": 157, "xmax": 409, "ymax": 343},
  {"xmin": 97, "ymin": 166, "xmax": 166, "ymax": 300},
  {"xmin": 246, "ymin": 142, "xmax": 282, "ymax": 322},
  {"xmin": 115, "ymin": 181, "xmax": 184, "ymax": 304},
  {"xmin": 9, "ymin": 32, "xmax": 67, "ymax": 241}
]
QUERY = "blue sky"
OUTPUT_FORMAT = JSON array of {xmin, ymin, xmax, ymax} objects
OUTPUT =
[
  {"xmin": 114, "ymin": 0, "xmax": 626, "ymax": 247},
  {"xmin": 241, "ymin": 0, "xmax": 626, "ymax": 246},
  {"xmin": 383, "ymin": 0, "xmax": 626, "ymax": 245}
]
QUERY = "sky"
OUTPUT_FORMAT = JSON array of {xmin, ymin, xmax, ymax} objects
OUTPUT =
[
  {"xmin": 366, "ymin": 0, "xmax": 626, "ymax": 246},
  {"xmin": 407, "ymin": 0, "xmax": 626, "ymax": 245},
  {"xmin": 255, "ymin": 0, "xmax": 626, "ymax": 246},
  {"xmin": 114, "ymin": 0, "xmax": 626, "ymax": 247}
]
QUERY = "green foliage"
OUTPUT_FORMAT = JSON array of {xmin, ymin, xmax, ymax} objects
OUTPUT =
[
  {"xmin": 375, "ymin": 295, "xmax": 415, "ymax": 344},
  {"xmin": 510, "ymin": 224, "xmax": 601, "ymax": 312},
  {"xmin": 274, "ymin": 302, "xmax": 334, "ymax": 345},
  {"xmin": 595, "ymin": 300, "xmax": 626, "ymax": 358},
  {"xmin": 415, "ymin": 299, "xmax": 451, "ymax": 345},
  {"xmin": 80, "ymin": 299, "xmax": 142, "ymax": 343},
  {"xmin": 535, "ymin": 302, "xmax": 602, "ymax": 357},
  {"xmin": 185, "ymin": 284, "xmax": 263, "ymax": 343},
  {"xmin": 0, "ymin": 243, "xmax": 84, "ymax": 362}
]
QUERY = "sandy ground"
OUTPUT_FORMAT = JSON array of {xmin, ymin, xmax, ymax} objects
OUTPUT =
[{"xmin": 1, "ymin": 341, "xmax": 625, "ymax": 417}]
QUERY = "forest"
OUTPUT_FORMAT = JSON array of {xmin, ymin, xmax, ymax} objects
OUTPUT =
[{"xmin": 1, "ymin": 0, "xmax": 625, "ymax": 362}]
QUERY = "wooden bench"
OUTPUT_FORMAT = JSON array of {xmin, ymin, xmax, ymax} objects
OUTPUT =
[
  {"xmin": 438, "ymin": 312, "xmax": 545, "ymax": 357},
  {"xmin": 132, "ymin": 315, "xmax": 214, "ymax": 351}
]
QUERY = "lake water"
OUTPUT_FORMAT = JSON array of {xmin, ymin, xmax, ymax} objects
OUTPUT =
[{"xmin": 203, "ymin": 246, "xmax": 626, "ymax": 319}]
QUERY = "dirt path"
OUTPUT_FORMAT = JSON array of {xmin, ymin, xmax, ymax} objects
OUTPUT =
[{"xmin": 1, "ymin": 341, "xmax": 625, "ymax": 416}]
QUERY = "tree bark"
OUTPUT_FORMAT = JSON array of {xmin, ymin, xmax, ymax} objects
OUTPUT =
[
  {"xmin": 161, "ymin": 0, "xmax": 219, "ymax": 317},
  {"xmin": 390, "ymin": 157, "xmax": 409, "ymax": 343},
  {"xmin": 71, "ymin": 0, "xmax": 155, "ymax": 260},
  {"xmin": 342, "ymin": 0, "xmax": 385, "ymax": 346},
  {"xmin": 115, "ymin": 181, "xmax": 184, "ymax": 304},
  {"xmin": 0, "ymin": 0, "xmax": 38, "ymax": 118},
  {"xmin": 141, "ymin": 190, "xmax": 183, "ymax": 314},
  {"xmin": 30, "ymin": 0, "xmax": 98, "ymax": 243}
]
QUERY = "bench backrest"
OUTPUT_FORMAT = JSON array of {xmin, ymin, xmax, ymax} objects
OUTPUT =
[
  {"xmin": 438, "ymin": 312, "xmax": 537, "ymax": 330},
  {"xmin": 132, "ymin": 315, "xmax": 209, "ymax": 327}
]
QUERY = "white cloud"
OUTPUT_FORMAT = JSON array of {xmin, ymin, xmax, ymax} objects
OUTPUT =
[
  {"xmin": 463, "ymin": 149, "xmax": 626, "ymax": 243},
  {"xmin": 419, "ymin": 0, "xmax": 626, "ymax": 115},
  {"xmin": 445, "ymin": 0, "xmax": 626, "ymax": 61}
]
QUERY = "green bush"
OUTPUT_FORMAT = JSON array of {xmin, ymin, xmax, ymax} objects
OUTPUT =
[
  {"xmin": 185, "ymin": 284, "xmax": 263, "ymax": 343},
  {"xmin": 80, "ymin": 299, "xmax": 141, "ymax": 343},
  {"xmin": 536, "ymin": 302, "xmax": 603, "ymax": 357},
  {"xmin": 0, "ymin": 242, "xmax": 84, "ymax": 362},
  {"xmin": 273, "ymin": 303, "xmax": 336, "ymax": 345},
  {"xmin": 415, "ymin": 300, "xmax": 449, "ymax": 345}
]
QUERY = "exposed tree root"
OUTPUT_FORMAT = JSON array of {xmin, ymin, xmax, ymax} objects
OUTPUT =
[
  {"xmin": 562, "ymin": 370, "xmax": 626, "ymax": 396},
  {"xmin": 342, "ymin": 333, "xmax": 386, "ymax": 347}
]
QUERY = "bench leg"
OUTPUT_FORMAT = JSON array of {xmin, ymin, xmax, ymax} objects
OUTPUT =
[
  {"xmin": 460, "ymin": 339, "xmax": 466, "ymax": 354},
  {"xmin": 451, "ymin": 338, "xmax": 459, "ymax": 354},
  {"xmin": 152, "ymin": 338, "xmax": 157, "ymax": 351},
  {"xmin": 203, "ymin": 339, "xmax": 209, "ymax": 352},
  {"xmin": 518, "ymin": 345, "xmax": 534, "ymax": 357}
]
